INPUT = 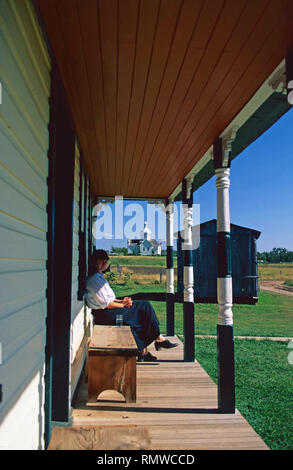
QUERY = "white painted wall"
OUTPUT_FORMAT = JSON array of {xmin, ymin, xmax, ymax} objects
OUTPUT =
[
  {"xmin": 0, "ymin": 0, "xmax": 50, "ymax": 449},
  {"xmin": 70, "ymin": 143, "xmax": 92, "ymax": 398}
]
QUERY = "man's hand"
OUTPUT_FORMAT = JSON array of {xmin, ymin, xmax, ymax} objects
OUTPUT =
[{"xmin": 122, "ymin": 297, "xmax": 132, "ymax": 308}]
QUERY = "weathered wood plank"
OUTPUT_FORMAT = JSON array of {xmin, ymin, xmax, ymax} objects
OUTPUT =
[
  {"xmin": 89, "ymin": 325, "xmax": 138, "ymax": 352},
  {"xmin": 48, "ymin": 425, "xmax": 151, "ymax": 450}
]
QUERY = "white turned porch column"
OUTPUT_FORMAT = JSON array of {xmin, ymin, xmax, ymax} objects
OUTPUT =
[
  {"xmin": 215, "ymin": 167, "xmax": 233, "ymax": 327},
  {"xmin": 182, "ymin": 178, "xmax": 194, "ymax": 361},
  {"xmin": 183, "ymin": 202, "xmax": 194, "ymax": 303},
  {"xmin": 166, "ymin": 199, "xmax": 175, "ymax": 335},
  {"xmin": 166, "ymin": 200, "xmax": 174, "ymax": 294},
  {"xmin": 213, "ymin": 136, "xmax": 236, "ymax": 413}
]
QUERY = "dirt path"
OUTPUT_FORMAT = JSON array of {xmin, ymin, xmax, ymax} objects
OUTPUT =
[{"xmin": 259, "ymin": 280, "xmax": 293, "ymax": 296}]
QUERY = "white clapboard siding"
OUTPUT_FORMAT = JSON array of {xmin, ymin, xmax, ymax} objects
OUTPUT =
[
  {"xmin": 70, "ymin": 143, "xmax": 92, "ymax": 397},
  {"xmin": 85, "ymin": 176, "xmax": 92, "ymax": 332},
  {"xmin": 0, "ymin": 0, "xmax": 50, "ymax": 450},
  {"xmin": 71, "ymin": 141, "xmax": 81, "ymax": 314},
  {"xmin": 71, "ymin": 144, "xmax": 83, "ymax": 357}
]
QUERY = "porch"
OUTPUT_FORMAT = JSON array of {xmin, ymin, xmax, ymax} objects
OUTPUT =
[
  {"xmin": 69, "ymin": 337, "xmax": 268, "ymax": 450},
  {"xmin": 1, "ymin": 0, "xmax": 293, "ymax": 450}
]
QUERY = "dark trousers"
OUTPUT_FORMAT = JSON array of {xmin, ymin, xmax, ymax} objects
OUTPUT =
[{"xmin": 92, "ymin": 300, "xmax": 160, "ymax": 351}]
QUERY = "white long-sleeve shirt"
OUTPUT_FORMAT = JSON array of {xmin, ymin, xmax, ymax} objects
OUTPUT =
[{"xmin": 85, "ymin": 272, "xmax": 116, "ymax": 309}]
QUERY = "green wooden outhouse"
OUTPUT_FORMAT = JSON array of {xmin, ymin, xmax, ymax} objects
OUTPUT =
[{"xmin": 176, "ymin": 219, "xmax": 261, "ymax": 304}]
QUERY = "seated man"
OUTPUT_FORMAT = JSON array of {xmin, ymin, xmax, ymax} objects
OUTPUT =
[{"xmin": 85, "ymin": 249, "xmax": 178, "ymax": 362}]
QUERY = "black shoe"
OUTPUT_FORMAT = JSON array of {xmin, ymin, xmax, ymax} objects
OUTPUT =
[
  {"xmin": 137, "ymin": 351, "xmax": 157, "ymax": 362},
  {"xmin": 155, "ymin": 339, "xmax": 178, "ymax": 351}
]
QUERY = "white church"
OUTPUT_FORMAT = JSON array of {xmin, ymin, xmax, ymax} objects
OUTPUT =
[{"xmin": 127, "ymin": 221, "xmax": 162, "ymax": 256}]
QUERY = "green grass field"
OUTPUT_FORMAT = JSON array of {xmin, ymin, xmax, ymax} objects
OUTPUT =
[
  {"xmin": 258, "ymin": 263, "xmax": 293, "ymax": 283},
  {"xmin": 109, "ymin": 257, "xmax": 293, "ymax": 277},
  {"xmin": 110, "ymin": 256, "xmax": 293, "ymax": 286},
  {"xmin": 109, "ymin": 255, "xmax": 171, "ymax": 267},
  {"xmin": 114, "ymin": 283, "xmax": 293, "ymax": 338},
  {"xmin": 110, "ymin": 261, "xmax": 293, "ymax": 450},
  {"xmin": 195, "ymin": 337, "xmax": 293, "ymax": 450}
]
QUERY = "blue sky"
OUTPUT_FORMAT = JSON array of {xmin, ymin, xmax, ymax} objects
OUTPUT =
[{"xmin": 95, "ymin": 107, "xmax": 293, "ymax": 253}]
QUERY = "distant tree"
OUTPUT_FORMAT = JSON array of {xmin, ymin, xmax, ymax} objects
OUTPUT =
[
  {"xmin": 111, "ymin": 246, "xmax": 128, "ymax": 255},
  {"xmin": 257, "ymin": 248, "xmax": 293, "ymax": 263}
]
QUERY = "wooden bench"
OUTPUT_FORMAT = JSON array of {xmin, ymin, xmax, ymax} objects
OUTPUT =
[{"xmin": 87, "ymin": 325, "xmax": 138, "ymax": 403}]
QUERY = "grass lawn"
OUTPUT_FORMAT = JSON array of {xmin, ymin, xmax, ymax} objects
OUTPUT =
[
  {"xmin": 112, "ymin": 279, "xmax": 293, "ymax": 450},
  {"xmin": 192, "ymin": 290, "xmax": 293, "ymax": 337},
  {"xmin": 195, "ymin": 338, "xmax": 293, "ymax": 450},
  {"xmin": 114, "ymin": 281, "xmax": 293, "ymax": 337}
]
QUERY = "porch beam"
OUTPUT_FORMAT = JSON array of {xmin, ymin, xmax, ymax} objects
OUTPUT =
[
  {"xmin": 213, "ymin": 137, "xmax": 235, "ymax": 413},
  {"xmin": 182, "ymin": 178, "xmax": 194, "ymax": 362},
  {"xmin": 166, "ymin": 198, "xmax": 175, "ymax": 336}
]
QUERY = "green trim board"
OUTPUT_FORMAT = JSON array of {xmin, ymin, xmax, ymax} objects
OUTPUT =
[
  {"xmin": 46, "ymin": 61, "xmax": 76, "ymax": 431},
  {"xmin": 175, "ymin": 92, "xmax": 291, "ymax": 201},
  {"xmin": 230, "ymin": 92, "xmax": 291, "ymax": 161}
]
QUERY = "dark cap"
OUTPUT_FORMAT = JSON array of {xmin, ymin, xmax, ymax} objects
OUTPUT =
[
  {"xmin": 88, "ymin": 249, "xmax": 110, "ymax": 276},
  {"xmin": 92, "ymin": 249, "xmax": 109, "ymax": 261}
]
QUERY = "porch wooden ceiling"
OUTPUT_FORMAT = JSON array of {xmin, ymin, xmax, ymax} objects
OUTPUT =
[{"xmin": 38, "ymin": 0, "xmax": 293, "ymax": 199}]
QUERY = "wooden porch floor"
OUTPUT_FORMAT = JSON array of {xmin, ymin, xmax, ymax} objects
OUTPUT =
[{"xmin": 72, "ymin": 337, "xmax": 269, "ymax": 450}]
